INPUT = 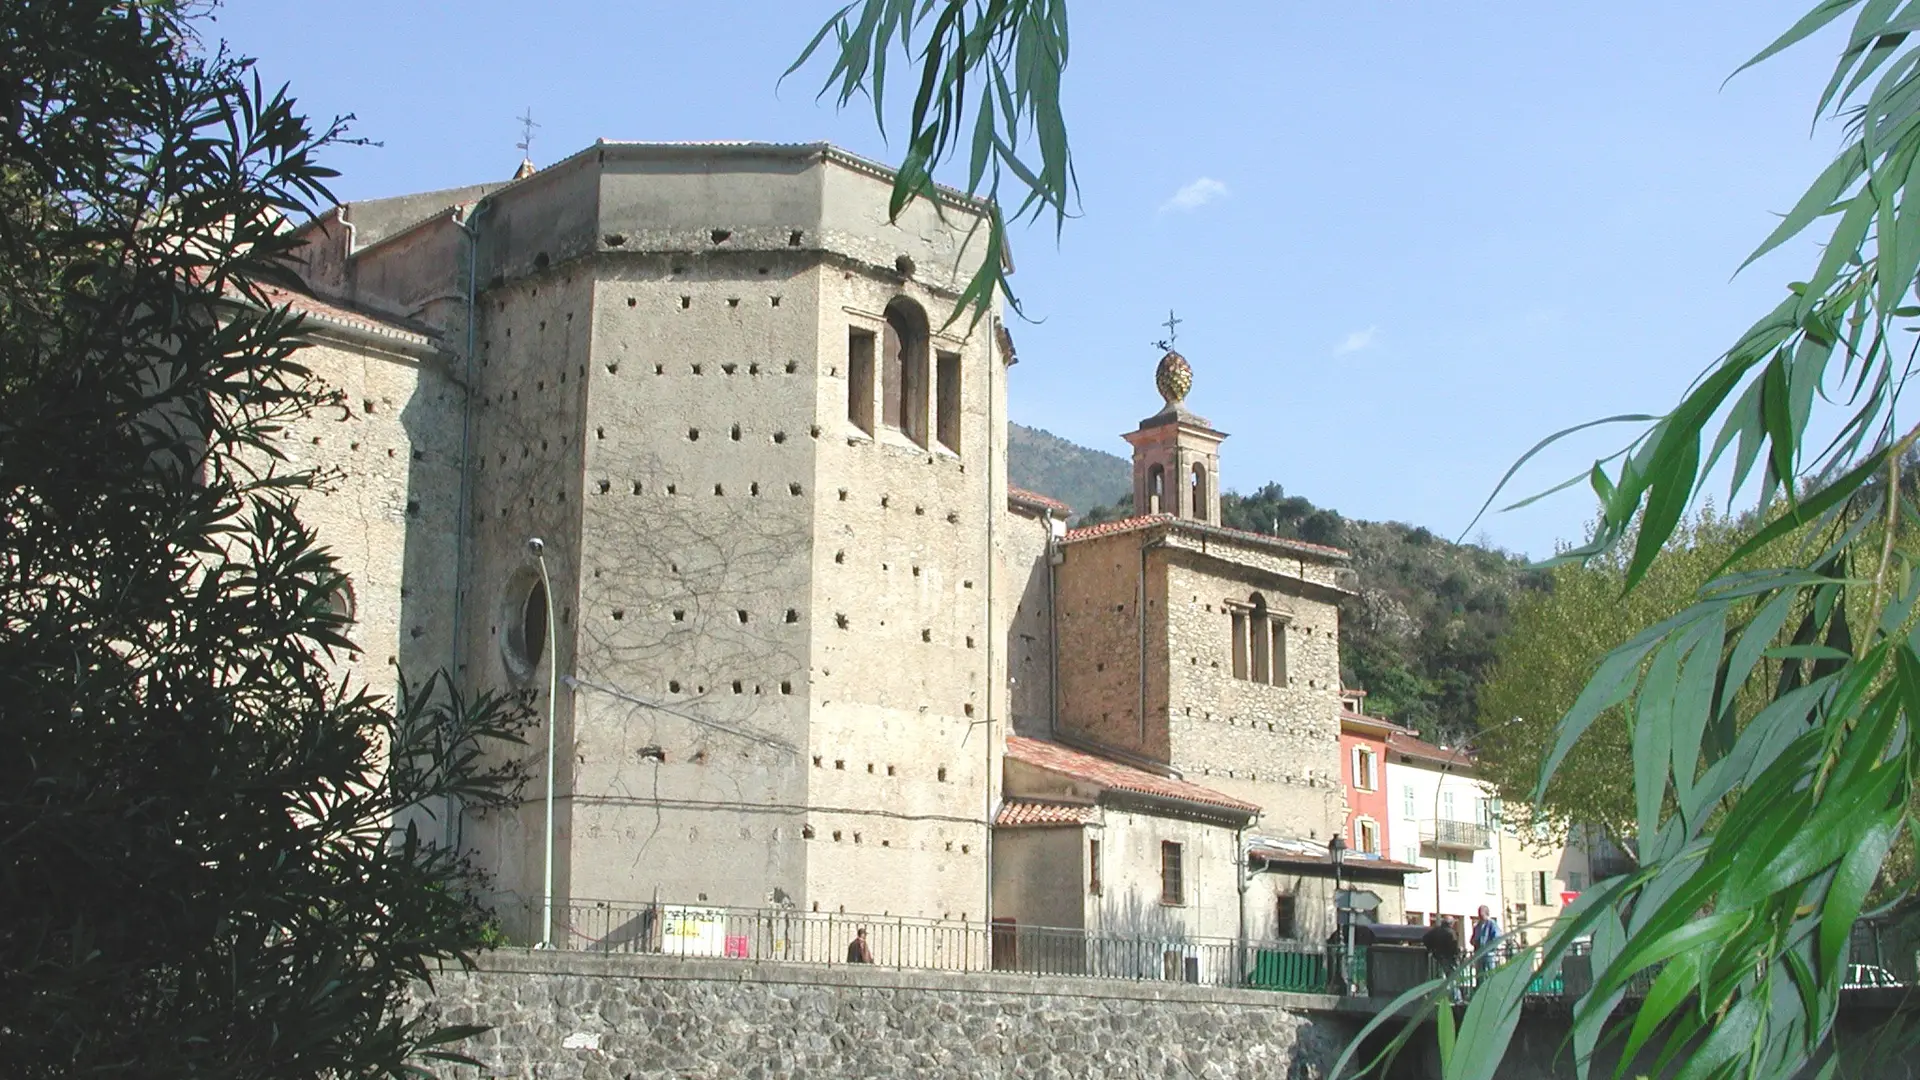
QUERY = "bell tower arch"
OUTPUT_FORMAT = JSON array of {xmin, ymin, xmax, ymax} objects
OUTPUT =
[{"xmin": 1123, "ymin": 348, "xmax": 1225, "ymax": 523}]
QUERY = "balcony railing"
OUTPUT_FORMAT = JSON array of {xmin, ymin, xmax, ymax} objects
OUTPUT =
[{"xmin": 1421, "ymin": 817, "xmax": 1492, "ymax": 850}]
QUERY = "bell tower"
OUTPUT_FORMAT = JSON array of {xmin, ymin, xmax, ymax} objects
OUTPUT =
[{"xmin": 1123, "ymin": 348, "xmax": 1225, "ymax": 523}]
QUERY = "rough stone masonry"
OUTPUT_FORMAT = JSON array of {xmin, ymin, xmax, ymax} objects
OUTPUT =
[{"xmin": 412, "ymin": 949, "xmax": 1352, "ymax": 1080}]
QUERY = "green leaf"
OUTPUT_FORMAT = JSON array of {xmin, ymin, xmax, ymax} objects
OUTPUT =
[
  {"xmin": 1442, "ymin": 956, "xmax": 1535, "ymax": 1080},
  {"xmin": 1732, "ymin": 1, "xmax": 1865, "ymax": 84},
  {"xmin": 1459, "ymin": 414, "xmax": 1657, "ymax": 541},
  {"xmin": 1740, "ymin": 143, "xmax": 1867, "ymax": 271},
  {"xmin": 1635, "ymin": 636, "xmax": 1683, "ymax": 844},
  {"xmin": 1716, "ymin": 446, "xmax": 1890, "ymax": 574}
]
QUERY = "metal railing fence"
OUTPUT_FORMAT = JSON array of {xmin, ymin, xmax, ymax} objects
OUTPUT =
[
  {"xmin": 502, "ymin": 899, "xmax": 1912, "ymax": 1000},
  {"xmin": 513, "ymin": 898, "xmax": 1334, "ymax": 992}
]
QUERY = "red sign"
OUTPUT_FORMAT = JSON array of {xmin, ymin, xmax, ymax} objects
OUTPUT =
[{"xmin": 1560, "ymin": 891, "xmax": 1581, "ymax": 907}]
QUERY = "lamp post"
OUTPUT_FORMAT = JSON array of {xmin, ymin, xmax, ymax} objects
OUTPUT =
[
  {"xmin": 530, "ymin": 538, "xmax": 558, "ymax": 950},
  {"xmin": 1329, "ymin": 833, "xmax": 1348, "ymax": 994}
]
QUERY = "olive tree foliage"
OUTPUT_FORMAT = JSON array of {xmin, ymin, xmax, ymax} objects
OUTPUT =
[
  {"xmin": 802, "ymin": 1, "xmax": 1920, "ymax": 1076},
  {"xmin": 1474, "ymin": 511, "xmax": 1781, "ymax": 847},
  {"xmin": 1, "ymin": 2, "xmax": 529, "ymax": 1076}
]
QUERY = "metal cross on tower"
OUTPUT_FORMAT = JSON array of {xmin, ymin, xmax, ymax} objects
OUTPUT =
[
  {"xmin": 1153, "ymin": 309, "xmax": 1183, "ymax": 352},
  {"xmin": 516, "ymin": 108, "xmax": 540, "ymax": 161}
]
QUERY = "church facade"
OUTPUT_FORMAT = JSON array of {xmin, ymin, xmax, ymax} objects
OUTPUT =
[{"xmin": 269, "ymin": 140, "xmax": 1405, "ymax": 950}]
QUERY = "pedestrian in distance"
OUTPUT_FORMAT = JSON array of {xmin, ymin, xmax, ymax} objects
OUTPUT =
[{"xmin": 847, "ymin": 926, "xmax": 873, "ymax": 963}]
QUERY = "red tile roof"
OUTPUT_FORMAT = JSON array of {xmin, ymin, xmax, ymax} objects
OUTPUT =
[
  {"xmin": 1004, "ymin": 735, "xmax": 1259, "ymax": 816},
  {"xmin": 1386, "ymin": 729, "xmax": 1477, "ymax": 770},
  {"xmin": 1341, "ymin": 710, "xmax": 1415, "ymax": 736},
  {"xmin": 243, "ymin": 283, "xmax": 438, "ymax": 346},
  {"xmin": 995, "ymin": 800, "xmax": 1099, "ymax": 827},
  {"xmin": 1009, "ymin": 487, "xmax": 1072, "ymax": 518},
  {"xmin": 1059, "ymin": 513, "xmax": 1349, "ymax": 561}
]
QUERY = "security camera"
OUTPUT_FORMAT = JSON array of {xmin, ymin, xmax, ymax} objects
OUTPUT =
[{"xmin": 527, "ymin": 537, "xmax": 545, "ymax": 556}]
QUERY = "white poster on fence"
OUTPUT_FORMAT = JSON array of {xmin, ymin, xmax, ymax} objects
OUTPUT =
[{"xmin": 660, "ymin": 905, "xmax": 727, "ymax": 957}]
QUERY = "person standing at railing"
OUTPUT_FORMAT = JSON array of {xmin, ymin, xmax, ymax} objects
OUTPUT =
[
  {"xmin": 1470, "ymin": 905, "xmax": 1501, "ymax": 981},
  {"xmin": 846, "ymin": 927, "xmax": 873, "ymax": 964},
  {"xmin": 1424, "ymin": 918, "xmax": 1463, "ymax": 1003}
]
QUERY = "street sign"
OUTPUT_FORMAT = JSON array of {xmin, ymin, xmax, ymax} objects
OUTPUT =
[{"xmin": 1336, "ymin": 888, "xmax": 1382, "ymax": 912}]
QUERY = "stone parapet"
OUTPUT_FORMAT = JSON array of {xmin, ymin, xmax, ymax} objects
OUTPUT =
[{"xmin": 414, "ymin": 948, "xmax": 1354, "ymax": 1079}]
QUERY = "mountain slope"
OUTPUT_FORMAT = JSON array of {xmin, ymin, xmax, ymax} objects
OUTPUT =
[
  {"xmin": 1007, "ymin": 423, "xmax": 1130, "ymax": 517},
  {"xmin": 1007, "ymin": 434, "xmax": 1542, "ymax": 743}
]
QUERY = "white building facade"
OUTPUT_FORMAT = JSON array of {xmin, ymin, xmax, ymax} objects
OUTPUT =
[{"xmin": 1383, "ymin": 730, "xmax": 1503, "ymax": 943}]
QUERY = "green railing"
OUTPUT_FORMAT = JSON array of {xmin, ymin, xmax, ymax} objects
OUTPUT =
[{"xmin": 1249, "ymin": 947, "xmax": 1331, "ymax": 993}]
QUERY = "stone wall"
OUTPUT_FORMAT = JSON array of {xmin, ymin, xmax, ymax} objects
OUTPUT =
[
  {"xmin": 412, "ymin": 949, "xmax": 1353, "ymax": 1080},
  {"xmin": 1162, "ymin": 550, "xmax": 1345, "ymax": 841}
]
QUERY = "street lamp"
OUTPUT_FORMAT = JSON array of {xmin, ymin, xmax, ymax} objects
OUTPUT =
[
  {"xmin": 1329, "ymin": 833, "xmax": 1348, "ymax": 994},
  {"xmin": 530, "ymin": 537, "xmax": 558, "ymax": 950}
]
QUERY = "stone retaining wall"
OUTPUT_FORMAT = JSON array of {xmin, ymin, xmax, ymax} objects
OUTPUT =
[{"xmin": 414, "ymin": 949, "xmax": 1356, "ymax": 1080}]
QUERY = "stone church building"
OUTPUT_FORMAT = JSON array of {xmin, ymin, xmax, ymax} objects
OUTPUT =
[{"xmin": 266, "ymin": 140, "xmax": 1409, "ymax": 954}]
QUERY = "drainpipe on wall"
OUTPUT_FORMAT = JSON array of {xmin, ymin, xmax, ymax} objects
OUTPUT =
[
  {"xmin": 1045, "ymin": 512, "xmax": 1062, "ymax": 737},
  {"xmin": 983, "ymin": 321, "xmax": 999, "ymax": 930}
]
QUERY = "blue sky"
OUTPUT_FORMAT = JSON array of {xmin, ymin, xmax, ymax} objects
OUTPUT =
[{"xmin": 215, "ymin": 1, "xmax": 1850, "ymax": 557}]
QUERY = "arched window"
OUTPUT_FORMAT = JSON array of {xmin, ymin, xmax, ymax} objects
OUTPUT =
[
  {"xmin": 1146, "ymin": 464, "xmax": 1166, "ymax": 514},
  {"xmin": 882, "ymin": 298, "xmax": 930, "ymax": 446},
  {"xmin": 1249, "ymin": 592, "xmax": 1270, "ymax": 683},
  {"xmin": 1190, "ymin": 462, "xmax": 1209, "ymax": 521}
]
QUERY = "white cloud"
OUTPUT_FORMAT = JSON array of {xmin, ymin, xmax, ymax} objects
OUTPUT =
[
  {"xmin": 1159, "ymin": 177, "xmax": 1229, "ymax": 213},
  {"xmin": 1335, "ymin": 326, "xmax": 1380, "ymax": 356}
]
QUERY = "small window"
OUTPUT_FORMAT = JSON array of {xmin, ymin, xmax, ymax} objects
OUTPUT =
[
  {"xmin": 1485, "ymin": 854, "xmax": 1498, "ymax": 895},
  {"xmin": 1089, "ymin": 839, "xmax": 1102, "ymax": 896},
  {"xmin": 1275, "ymin": 894, "xmax": 1298, "ymax": 939},
  {"xmin": 1230, "ymin": 611, "xmax": 1248, "ymax": 680},
  {"xmin": 1190, "ymin": 462, "xmax": 1209, "ymax": 522},
  {"xmin": 1160, "ymin": 841, "xmax": 1184, "ymax": 905},
  {"xmin": 1146, "ymin": 463, "xmax": 1166, "ymax": 514},
  {"xmin": 1270, "ymin": 620, "xmax": 1288, "ymax": 686},
  {"xmin": 1443, "ymin": 853, "xmax": 1460, "ymax": 892},
  {"xmin": 1567, "ymin": 871, "xmax": 1585, "ymax": 892},
  {"xmin": 1358, "ymin": 818, "xmax": 1380, "ymax": 855},
  {"xmin": 847, "ymin": 327, "xmax": 875, "ymax": 433},
  {"xmin": 935, "ymin": 350, "xmax": 960, "ymax": 451},
  {"xmin": 1353, "ymin": 748, "xmax": 1376, "ymax": 791},
  {"xmin": 1531, "ymin": 870, "xmax": 1551, "ymax": 907},
  {"xmin": 1407, "ymin": 911, "xmax": 1425, "ymax": 926},
  {"xmin": 1403, "ymin": 785, "xmax": 1417, "ymax": 819},
  {"xmin": 326, "ymin": 577, "xmax": 357, "ymax": 625}
]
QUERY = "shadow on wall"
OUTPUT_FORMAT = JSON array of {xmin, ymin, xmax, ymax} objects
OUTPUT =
[{"xmin": 1100, "ymin": 888, "xmax": 1190, "ymax": 942}]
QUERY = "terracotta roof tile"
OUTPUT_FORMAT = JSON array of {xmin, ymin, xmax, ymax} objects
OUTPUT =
[
  {"xmin": 1005, "ymin": 735, "xmax": 1259, "ymax": 817},
  {"xmin": 1008, "ymin": 487, "xmax": 1071, "ymax": 518},
  {"xmin": 1386, "ymin": 729, "xmax": 1477, "ymax": 769},
  {"xmin": 241, "ymin": 283, "xmax": 437, "ymax": 347},
  {"xmin": 1059, "ymin": 514, "xmax": 1349, "ymax": 561},
  {"xmin": 995, "ymin": 800, "xmax": 1098, "ymax": 827}
]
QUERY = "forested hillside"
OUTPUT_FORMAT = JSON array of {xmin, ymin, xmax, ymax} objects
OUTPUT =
[
  {"xmin": 1008, "ymin": 431, "xmax": 1543, "ymax": 742},
  {"xmin": 1007, "ymin": 424, "xmax": 1131, "ymax": 515}
]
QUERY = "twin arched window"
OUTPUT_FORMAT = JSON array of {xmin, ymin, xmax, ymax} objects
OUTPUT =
[
  {"xmin": 1229, "ymin": 591, "xmax": 1288, "ymax": 686},
  {"xmin": 848, "ymin": 298, "xmax": 961, "ymax": 452}
]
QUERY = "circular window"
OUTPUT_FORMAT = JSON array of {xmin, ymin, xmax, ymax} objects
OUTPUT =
[
  {"xmin": 326, "ymin": 577, "xmax": 357, "ymax": 624},
  {"xmin": 500, "ymin": 567, "xmax": 548, "ymax": 680}
]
